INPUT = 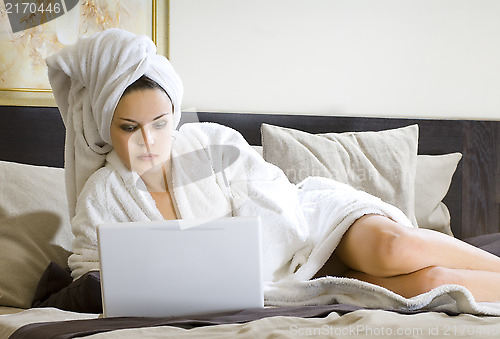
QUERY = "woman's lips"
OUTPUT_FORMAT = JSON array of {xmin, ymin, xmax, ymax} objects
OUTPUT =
[{"xmin": 137, "ymin": 153, "xmax": 158, "ymax": 161}]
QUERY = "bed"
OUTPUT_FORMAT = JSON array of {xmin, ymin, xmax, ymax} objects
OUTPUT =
[{"xmin": 1, "ymin": 105, "xmax": 499, "ymax": 338}]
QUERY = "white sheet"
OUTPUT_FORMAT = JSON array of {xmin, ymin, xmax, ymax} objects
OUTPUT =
[
  {"xmin": 0, "ymin": 308, "xmax": 98, "ymax": 339},
  {"xmin": 0, "ymin": 308, "xmax": 23, "ymax": 316}
]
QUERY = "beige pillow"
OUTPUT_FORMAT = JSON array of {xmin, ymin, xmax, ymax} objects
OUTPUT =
[
  {"xmin": 0, "ymin": 161, "xmax": 73, "ymax": 308},
  {"xmin": 415, "ymin": 153, "xmax": 462, "ymax": 236},
  {"xmin": 253, "ymin": 144, "xmax": 460, "ymax": 234},
  {"xmin": 261, "ymin": 124, "xmax": 419, "ymax": 226}
]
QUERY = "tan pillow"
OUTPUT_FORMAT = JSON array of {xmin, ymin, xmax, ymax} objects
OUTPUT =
[
  {"xmin": 0, "ymin": 161, "xmax": 73, "ymax": 308},
  {"xmin": 414, "ymin": 153, "xmax": 462, "ymax": 235},
  {"xmin": 261, "ymin": 124, "xmax": 419, "ymax": 226},
  {"xmin": 253, "ymin": 143, "xmax": 460, "ymax": 234}
]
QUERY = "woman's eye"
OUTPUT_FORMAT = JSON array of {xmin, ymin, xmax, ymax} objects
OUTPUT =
[
  {"xmin": 153, "ymin": 120, "xmax": 167, "ymax": 129},
  {"xmin": 121, "ymin": 124, "xmax": 137, "ymax": 132}
]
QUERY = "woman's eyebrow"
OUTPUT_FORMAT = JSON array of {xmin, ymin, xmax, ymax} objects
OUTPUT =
[
  {"xmin": 153, "ymin": 113, "xmax": 167, "ymax": 121},
  {"xmin": 119, "ymin": 113, "xmax": 167, "ymax": 123},
  {"xmin": 119, "ymin": 118, "xmax": 138, "ymax": 123}
]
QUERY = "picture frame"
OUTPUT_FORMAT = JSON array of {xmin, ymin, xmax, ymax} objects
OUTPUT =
[{"xmin": 0, "ymin": 0, "xmax": 169, "ymax": 107}]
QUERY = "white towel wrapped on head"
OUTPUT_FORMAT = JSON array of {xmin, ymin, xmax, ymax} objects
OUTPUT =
[{"xmin": 46, "ymin": 28, "xmax": 183, "ymax": 218}]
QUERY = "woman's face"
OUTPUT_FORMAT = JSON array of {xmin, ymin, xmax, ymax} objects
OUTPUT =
[{"xmin": 110, "ymin": 88, "xmax": 174, "ymax": 175}]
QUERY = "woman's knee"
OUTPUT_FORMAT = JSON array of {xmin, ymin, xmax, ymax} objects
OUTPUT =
[
  {"xmin": 369, "ymin": 230, "xmax": 411, "ymax": 276},
  {"xmin": 361, "ymin": 216, "xmax": 417, "ymax": 273},
  {"xmin": 413, "ymin": 266, "xmax": 457, "ymax": 293},
  {"xmin": 373, "ymin": 223, "xmax": 414, "ymax": 260},
  {"xmin": 338, "ymin": 214, "xmax": 418, "ymax": 276}
]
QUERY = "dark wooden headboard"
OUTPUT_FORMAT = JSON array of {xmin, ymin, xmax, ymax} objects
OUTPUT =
[{"xmin": 1, "ymin": 105, "xmax": 499, "ymax": 239}]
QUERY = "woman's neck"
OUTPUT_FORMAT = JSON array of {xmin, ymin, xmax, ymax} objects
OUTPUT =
[{"xmin": 140, "ymin": 161, "xmax": 171, "ymax": 193}]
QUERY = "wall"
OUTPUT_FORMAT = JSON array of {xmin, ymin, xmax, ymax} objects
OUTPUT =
[{"xmin": 170, "ymin": 0, "xmax": 500, "ymax": 120}]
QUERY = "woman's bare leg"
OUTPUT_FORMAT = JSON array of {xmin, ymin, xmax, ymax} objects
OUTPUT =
[
  {"xmin": 314, "ymin": 214, "xmax": 500, "ymax": 302},
  {"xmin": 345, "ymin": 266, "xmax": 500, "ymax": 302},
  {"xmin": 335, "ymin": 214, "xmax": 500, "ymax": 278}
]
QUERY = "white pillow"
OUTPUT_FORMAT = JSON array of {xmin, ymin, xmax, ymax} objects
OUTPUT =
[
  {"xmin": 414, "ymin": 153, "xmax": 462, "ymax": 236},
  {"xmin": 0, "ymin": 161, "xmax": 73, "ymax": 308},
  {"xmin": 261, "ymin": 124, "xmax": 419, "ymax": 227}
]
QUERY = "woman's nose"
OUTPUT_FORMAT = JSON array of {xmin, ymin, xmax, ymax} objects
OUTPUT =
[{"xmin": 139, "ymin": 126, "xmax": 155, "ymax": 148}]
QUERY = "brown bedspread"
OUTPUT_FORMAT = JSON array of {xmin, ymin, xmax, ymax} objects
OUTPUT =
[{"xmin": 9, "ymin": 304, "xmax": 462, "ymax": 339}]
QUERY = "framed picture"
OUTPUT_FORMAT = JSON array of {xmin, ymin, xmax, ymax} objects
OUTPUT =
[{"xmin": 0, "ymin": 0, "xmax": 168, "ymax": 107}]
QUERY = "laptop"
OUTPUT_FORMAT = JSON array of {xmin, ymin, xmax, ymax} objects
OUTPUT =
[{"xmin": 97, "ymin": 216, "xmax": 264, "ymax": 318}]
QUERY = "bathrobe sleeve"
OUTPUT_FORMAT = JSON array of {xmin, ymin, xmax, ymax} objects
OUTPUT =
[
  {"xmin": 67, "ymin": 161, "xmax": 162, "ymax": 280},
  {"xmin": 68, "ymin": 167, "xmax": 126, "ymax": 280}
]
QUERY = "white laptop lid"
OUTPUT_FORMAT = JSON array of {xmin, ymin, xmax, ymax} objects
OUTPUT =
[{"xmin": 97, "ymin": 216, "xmax": 263, "ymax": 318}]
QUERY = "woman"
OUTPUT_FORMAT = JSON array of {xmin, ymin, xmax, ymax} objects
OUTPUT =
[{"xmin": 47, "ymin": 28, "xmax": 500, "ymax": 305}]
